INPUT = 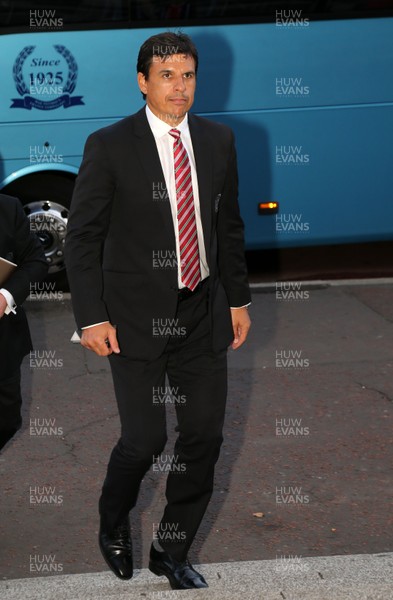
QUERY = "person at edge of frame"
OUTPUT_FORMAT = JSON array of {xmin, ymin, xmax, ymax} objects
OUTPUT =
[
  {"xmin": 0, "ymin": 193, "xmax": 48, "ymax": 451},
  {"xmin": 65, "ymin": 31, "xmax": 251, "ymax": 591}
]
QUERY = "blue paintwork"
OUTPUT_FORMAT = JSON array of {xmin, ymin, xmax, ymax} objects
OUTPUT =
[
  {"xmin": 1, "ymin": 18, "xmax": 393, "ymax": 247},
  {"xmin": 1, "ymin": 162, "xmax": 78, "ymax": 187}
]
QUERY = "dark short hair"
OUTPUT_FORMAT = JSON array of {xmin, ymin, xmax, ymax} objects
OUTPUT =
[{"xmin": 137, "ymin": 31, "xmax": 198, "ymax": 100}]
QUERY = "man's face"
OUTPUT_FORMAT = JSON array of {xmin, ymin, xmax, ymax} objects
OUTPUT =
[{"xmin": 138, "ymin": 54, "xmax": 196, "ymax": 125}]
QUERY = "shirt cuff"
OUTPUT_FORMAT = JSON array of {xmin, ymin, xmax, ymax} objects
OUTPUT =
[
  {"xmin": 230, "ymin": 303, "xmax": 251, "ymax": 309},
  {"xmin": 0, "ymin": 288, "xmax": 17, "ymax": 315},
  {"xmin": 82, "ymin": 321, "xmax": 110, "ymax": 329}
]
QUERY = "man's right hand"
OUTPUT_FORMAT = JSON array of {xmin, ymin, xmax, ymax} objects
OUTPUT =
[
  {"xmin": 0, "ymin": 293, "xmax": 7, "ymax": 318},
  {"xmin": 81, "ymin": 322, "xmax": 120, "ymax": 356}
]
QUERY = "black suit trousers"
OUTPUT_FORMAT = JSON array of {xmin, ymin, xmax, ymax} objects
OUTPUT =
[
  {"xmin": 0, "ymin": 368, "xmax": 22, "ymax": 450},
  {"xmin": 98, "ymin": 282, "xmax": 228, "ymax": 561}
]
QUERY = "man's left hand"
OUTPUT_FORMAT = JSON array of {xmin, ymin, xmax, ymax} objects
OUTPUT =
[{"xmin": 230, "ymin": 307, "xmax": 251, "ymax": 350}]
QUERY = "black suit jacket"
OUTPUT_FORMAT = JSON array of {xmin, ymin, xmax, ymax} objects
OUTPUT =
[
  {"xmin": 65, "ymin": 108, "xmax": 250, "ymax": 359},
  {"xmin": 0, "ymin": 194, "xmax": 48, "ymax": 379}
]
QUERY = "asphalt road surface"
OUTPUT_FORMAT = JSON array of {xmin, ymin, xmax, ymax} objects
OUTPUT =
[{"xmin": 1, "ymin": 280, "xmax": 392, "ymax": 597}]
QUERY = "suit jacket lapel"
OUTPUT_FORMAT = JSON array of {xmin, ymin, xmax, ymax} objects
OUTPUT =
[
  {"xmin": 188, "ymin": 113, "xmax": 213, "ymax": 265},
  {"xmin": 132, "ymin": 109, "xmax": 177, "ymax": 251}
]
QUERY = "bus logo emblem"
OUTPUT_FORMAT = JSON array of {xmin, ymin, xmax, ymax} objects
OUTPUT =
[{"xmin": 10, "ymin": 45, "xmax": 84, "ymax": 110}]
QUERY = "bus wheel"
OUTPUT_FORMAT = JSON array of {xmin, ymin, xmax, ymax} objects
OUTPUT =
[
  {"xmin": 24, "ymin": 199, "xmax": 68, "ymax": 274},
  {"xmin": 0, "ymin": 171, "xmax": 75, "ymax": 289}
]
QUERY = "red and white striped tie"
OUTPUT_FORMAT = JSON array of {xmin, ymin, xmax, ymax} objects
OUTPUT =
[{"xmin": 169, "ymin": 128, "xmax": 201, "ymax": 291}]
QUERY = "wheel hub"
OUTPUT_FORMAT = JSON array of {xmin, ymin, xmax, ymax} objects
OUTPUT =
[{"xmin": 24, "ymin": 200, "xmax": 68, "ymax": 273}]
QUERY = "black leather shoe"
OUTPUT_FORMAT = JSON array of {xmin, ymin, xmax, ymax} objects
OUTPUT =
[
  {"xmin": 149, "ymin": 544, "xmax": 208, "ymax": 589},
  {"xmin": 99, "ymin": 518, "xmax": 133, "ymax": 580}
]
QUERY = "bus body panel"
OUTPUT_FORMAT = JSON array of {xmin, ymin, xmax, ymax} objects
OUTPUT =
[
  {"xmin": 212, "ymin": 104, "xmax": 393, "ymax": 248},
  {"xmin": 1, "ymin": 18, "xmax": 393, "ymax": 249}
]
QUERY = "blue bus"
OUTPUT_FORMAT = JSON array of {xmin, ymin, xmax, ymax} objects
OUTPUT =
[{"xmin": 1, "ymin": 1, "xmax": 393, "ymax": 281}]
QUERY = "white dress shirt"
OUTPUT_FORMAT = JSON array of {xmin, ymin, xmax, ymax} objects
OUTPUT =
[{"xmin": 145, "ymin": 105, "xmax": 209, "ymax": 288}]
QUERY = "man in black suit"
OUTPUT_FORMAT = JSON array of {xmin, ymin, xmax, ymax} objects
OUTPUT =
[
  {"xmin": 0, "ymin": 194, "xmax": 48, "ymax": 450},
  {"xmin": 65, "ymin": 32, "xmax": 251, "ymax": 590}
]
